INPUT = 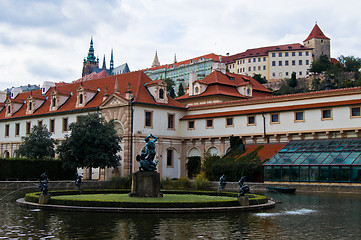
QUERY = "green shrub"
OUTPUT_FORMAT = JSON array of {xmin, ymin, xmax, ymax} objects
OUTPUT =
[
  {"xmin": 191, "ymin": 172, "xmax": 210, "ymax": 190},
  {"xmin": 186, "ymin": 156, "xmax": 201, "ymax": 178},
  {"xmin": 107, "ymin": 176, "xmax": 131, "ymax": 189},
  {"xmin": 161, "ymin": 177, "xmax": 191, "ymax": 190}
]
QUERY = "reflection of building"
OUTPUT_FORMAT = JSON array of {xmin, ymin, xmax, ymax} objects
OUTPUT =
[
  {"xmin": 1, "ymin": 64, "xmax": 361, "ymax": 183},
  {"xmin": 81, "ymin": 37, "xmax": 130, "ymax": 78},
  {"xmin": 222, "ymin": 24, "xmax": 330, "ymax": 82},
  {"xmin": 143, "ymin": 53, "xmax": 224, "ymax": 93}
]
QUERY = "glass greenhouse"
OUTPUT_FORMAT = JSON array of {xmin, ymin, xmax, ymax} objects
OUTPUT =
[{"xmin": 264, "ymin": 138, "xmax": 361, "ymax": 183}]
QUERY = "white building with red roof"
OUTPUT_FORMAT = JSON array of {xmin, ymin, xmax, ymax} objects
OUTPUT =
[
  {"xmin": 223, "ymin": 24, "xmax": 330, "ymax": 82},
  {"xmin": 1, "ymin": 66, "xmax": 360, "ymax": 181}
]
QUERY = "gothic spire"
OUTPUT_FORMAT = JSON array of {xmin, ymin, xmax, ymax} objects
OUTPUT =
[
  {"xmin": 102, "ymin": 54, "xmax": 106, "ymax": 69},
  {"xmin": 110, "ymin": 49, "xmax": 114, "ymax": 70},
  {"xmin": 151, "ymin": 51, "xmax": 160, "ymax": 68},
  {"xmin": 174, "ymin": 53, "xmax": 177, "ymax": 63},
  {"xmin": 87, "ymin": 36, "xmax": 96, "ymax": 62}
]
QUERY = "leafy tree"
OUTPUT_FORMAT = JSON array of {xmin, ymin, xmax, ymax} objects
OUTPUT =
[
  {"xmin": 177, "ymin": 83, "xmax": 185, "ymax": 97},
  {"xmin": 338, "ymin": 55, "xmax": 361, "ymax": 72},
  {"xmin": 309, "ymin": 55, "xmax": 332, "ymax": 74},
  {"xmin": 164, "ymin": 78, "xmax": 176, "ymax": 98},
  {"xmin": 186, "ymin": 156, "xmax": 201, "ymax": 178},
  {"xmin": 252, "ymin": 73, "xmax": 267, "ymax": 84},
  {"xmin": 289, "ymin": 72, "xmax": 297, "ymax": 88},
  {"xmin": 57, "ymin": 113, "xmax": 121, "ymax": 169},
  {"xmin": 16, "ymin": 125, "xmax": 55, "ymax": 159}
]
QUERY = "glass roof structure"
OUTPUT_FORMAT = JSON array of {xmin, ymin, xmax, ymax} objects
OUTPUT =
[
  {"xmin": 264, "ymin": 138, "xmax": 361, "ymax": 183},
  {"xmin": 265, "ymin": 138, "xmax": 361, "ymax": 166}
]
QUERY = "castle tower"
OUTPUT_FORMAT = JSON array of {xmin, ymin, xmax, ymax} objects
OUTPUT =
[
  {"xmin": 303, "ymin": 24, "xmax": 330, "ymax": 63},
  {"xmin": 82, "ymin": 37, "xmax": 100, "ymax": 77},
  {"xmin": 151, "ymin": 51, "xmax": 160, "ymax": 68},
  {"xmin": 110, "ymin": 49, "xmax": 114, "ymax": 70}
]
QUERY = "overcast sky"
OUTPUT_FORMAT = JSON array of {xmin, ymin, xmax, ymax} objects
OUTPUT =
[{"xmin": 1, "ymin": 0, "xmax": 361, "ymax": 90}]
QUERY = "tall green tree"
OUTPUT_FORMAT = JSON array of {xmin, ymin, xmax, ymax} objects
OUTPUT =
[
  {"xmin": 164, "ymin": 78, "xmax": 176, "ymax": 98},
  {"xmin": 252, "ymin": 73, "xmax": 268, "ymax": 84},
  {"xmin": 16, "ymin": 125, "xmax": 55, "ymax": 159},
  {"xmin": 57, "ymin": 113, "xmax": 121, "ymax": 169},
  {"xmin": 309, "ymin": 55, "xmax": 332, "ymax": 74},
  {"xmin": 338, "ymin": 55, "xmax": 361, "ymax": 72},
  {"xmin": 177, "ymin": 83, "xmax": 185, "ymax": 97}
]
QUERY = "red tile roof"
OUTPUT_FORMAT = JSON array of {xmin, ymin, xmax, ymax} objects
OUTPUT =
[
  {"xmin": 222, "ymin": 43, "xmax": 312, "ymax": 64},
  {"xmin": 176, "ymin": 71, "xmax": 272, "ymax": 101},
  {"xmin": 304, "ymin": 24, "xmax": 330, "ymax": 42},
  {"xmin": 73, "ymin": 70, "xmax": 109, "ymax": 83},
  {"xmin": 0, "ymin": 71, "xmax": 185, "ymax": 120},
  {"xmin": 239, "ymin": 144, "xmax": 286, "ymax": 162},
  {"xmin": 143, "ymin": 53, "xmax": 222, "ymax": 71}
]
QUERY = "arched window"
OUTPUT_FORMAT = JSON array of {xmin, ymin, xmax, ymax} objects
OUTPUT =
[
  {"xmin": 7, "ymin": 105, "xmax": 11, "ymax": 114},
  {"xmin": 52, "ymin": 97, "xmax": 56, "ymax": 107},
  {"xmin": 159, "ymin": 89, "xmax": 164, "ymax": 99},
  {"xmin": 195, "ymin": 86, "xmax": 199, "ymax": 94},
  {"xmin": 28, "ymin": 102, "xmax": 32, "ymax": 111}
]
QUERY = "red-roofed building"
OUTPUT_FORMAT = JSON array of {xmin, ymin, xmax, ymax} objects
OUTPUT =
[{"xmin": 222, "ymin": 24, "xmax": 330, "ymax": 83}]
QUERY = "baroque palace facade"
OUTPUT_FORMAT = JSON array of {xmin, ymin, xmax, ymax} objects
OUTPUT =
[{"xmin": 1, "ymin": 63, "xmax": 360, "ymax": 180}]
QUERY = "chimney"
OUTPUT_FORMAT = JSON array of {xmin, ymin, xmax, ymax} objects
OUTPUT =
[{"xmin": 188, "ymin": 71, "xmax": 196, "ymax": 96}]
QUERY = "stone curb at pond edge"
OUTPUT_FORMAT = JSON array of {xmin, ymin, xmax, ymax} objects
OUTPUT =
[{"xmin": 16, "ymin": 198, "xmax": 275, "ymax": 213}]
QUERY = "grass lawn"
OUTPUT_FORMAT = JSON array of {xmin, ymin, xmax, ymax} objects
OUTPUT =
[{"xmin": 51, "ymin": 194, "xmax": 237, "ymax": 203}]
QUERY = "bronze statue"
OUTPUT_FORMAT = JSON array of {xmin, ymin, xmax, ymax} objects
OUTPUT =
[
  {"xmin": 136, "ymin": 134, "xmax": 158, "ymax": 171},
  {"xmin": 39, "ymin": 172, "xmax": 49, "ymax": 195},
  {"xmin": 219, "ymin": 174, "xmax": 227, "ymax": 191},
  {"xmin": 75, "ymin": 173, "xmax": 83, "ymax": 190},
  {"xmin": 238, "ymin": 176, "xmax": 250, "ymax": 197}
]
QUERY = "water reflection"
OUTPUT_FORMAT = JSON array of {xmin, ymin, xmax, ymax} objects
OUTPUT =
[{"xmin": 1, "ymin": 190, "xmax": 361, "ymax": 239}]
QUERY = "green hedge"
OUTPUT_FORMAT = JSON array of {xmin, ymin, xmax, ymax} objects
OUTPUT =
[
  {"xmin": 0, "ymin": 158, "xmax": 76, "ymax": 180},
  {"xmin": 24, "ymin": 189, "xmax": 268, "ymax": 207}
]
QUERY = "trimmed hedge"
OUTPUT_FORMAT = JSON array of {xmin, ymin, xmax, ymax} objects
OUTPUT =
[
  {"xmin": 0, "ymin": 158, "xmax": 76, "ymax": 180},
  {"xmin": 24, "ymin": 189, "xmax": 268, "ymax": 208}
]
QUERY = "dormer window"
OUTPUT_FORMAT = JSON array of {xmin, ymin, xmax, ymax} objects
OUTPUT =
[
  {"xmin": 79, "ymin": 93, "xmax": 83, "ymax": 104},
  {"xmin": 52, "ymin": 97, "xmax": 56, "ymax": 108},
  {"xmin": 75, "ymin": 85, "xmax": 98, "ymax": 108},
  {"xmin": 28, "ymin": 101, "xmax": 32, "ymax": 111},
  {"xmin": 7, "ymin": 105, "xmax": 11, "ymax": 114},
  {"xmin": 159, "ymin": 89, "xmax": 164, "ymax": 99}
]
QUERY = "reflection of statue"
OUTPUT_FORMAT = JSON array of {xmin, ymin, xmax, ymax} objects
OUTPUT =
[
  {"xmin": 136, "ymin": 134, "xmax": 158, "ymax": 171},
  {"xmin": 75, "ymin": 173, "xmax": 83, "ymax": 190},
  {"xmin": 39, "ymin": 172, "xmax": 49, "ymax": 195},
  {"xmin": 238, "ymin": 176, "xmax": 250, "ymax": 197},
  {"xmin": 219, "ymin": 174, "xmax": 227, "ymax": 191}
]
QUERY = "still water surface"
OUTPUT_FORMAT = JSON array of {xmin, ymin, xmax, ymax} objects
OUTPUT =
[{"xmin": 1, "ymin": 189, "xmax": 361, "ymax": 239}]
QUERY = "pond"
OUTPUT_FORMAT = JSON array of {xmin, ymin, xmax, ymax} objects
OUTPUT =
[{"xmin": 1, "ymin": 189, "xmax": 361, "ymax": 239}]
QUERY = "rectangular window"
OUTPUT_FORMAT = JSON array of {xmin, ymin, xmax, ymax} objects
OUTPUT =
[
  {"xmin": 248, "ymin": 67, "xmax": 251, "ymax": 71},
  {"xmin": 253, "ymin": 66, "xmax": 256, "ymax": 71},
  {"xmin": 226, "ymin": 117, "xmax": 234, "ymax": 127},
  {"xmin": 272, "ymin": 61, "xmax": 276, "ymax": 66},
  {"xmin": 306, "ymin": 60, "xmax": 309, "ymax": 65},
  {"xmin": 263, "ymin": 65, "xmax": 266, "ymax": 70},
  {"xmin": 299, "ymin": 60, "xmax": 302, "ymax": 65},
  {"xmin": 299, "ymin": 52, "xmax": 302, "ymax": 56},
  {"xmin": 247, "ymin": 116, "xmax": 256, "ymax": 125},
  {"xmin": 15, "ymin": 123, "xmax": 20, "ymax": 136},
  {"xmin": 279, "ymin": 52, "xmax": 282, "ymax": 57},
  {"xmin": 272, "ymin": 53, "xmax": 275, "ymax": 57},
  {"xmin": 5, "ymin": 124, "xmax": 9, "ymax": 137},
  {"xmin": 145, "ymin": 111, "xmax": 153, "ymax": 128},
  {"xmin": 272, "ymin": 72, "xmax": 276, "ymax": 77},
  {"xmin": 351, "ymin": 106, "xmax": 361, "ymax": 118},
  {"xmin": 49, "ymin": 119, "xmax": 55, "ymax": 133},
  {"xmin": 188, "ymin": 120, "xmax": 195, "ymax": 130},
  {"xmin": 206, "ymin": 119, "xmax": 213, "ymax": 128},
  {"xmin": 292, "ymin": 60, "xmax": 296, "ymax": 66},
  {"xmin": 271, "ymin": 113, "xmax": 280, "ymax": 124},
  {"xmin": 263, "ymin": 57, "xmax": 266, "ymax": 61},
  {"xmin": 322, "ymin": 109, "xmax": 332, "ymax": 120},
  {"xmin": 299, "ymin": 71, "xmax": 302, "ymax": 76},
  {"xmin": 62, "ymin": 118, "xmax": 68, "ymax": 132},
  {"xmin": 258, "ymin": 58, "xmax": 261, "ymax": 62},
  {"xmin": 167, "ymin": 113, "xmax": 175, "ymax": 130},
  {"xmin": 38, "ymin": 120, "xmax": 43, "ymax": 128},
  {"xmin": 295, "ymin": 111, "xmax": 305, "ymax": 122},
  {"xmin": 292, "ymin": 52, "xmax": 296, "ymax": 56},
  {"xmin": 285, "ymin": 52, "xmax": 289, "ymax": 57},
  {"xmin": 286, "ymin": 72, "xmax": 289, "ymax": 76},
  {"xmin": 26, "ymin": 121, "xmax": 31, "ymax": 135},
  {"xmin": 306, "ymin": 51, "xmax": 309, "ymax": 56},
  {"xmin": 279, "ymin": 61, "xmax": 282, "ymax": 66},
  {"xmin": 248, "ymin": 59, "xmax": 251, "ymax": 63},
  {"xmin": 167, "ymin": 149, "xmax": 173, "ymax": 167},
  {"xmin": 253, "ymin": 58, "xmax": 256, "ymax": 62},
  {"xmin": 285, "ymin": 60, "xmax": 289, "ymax": 66}
]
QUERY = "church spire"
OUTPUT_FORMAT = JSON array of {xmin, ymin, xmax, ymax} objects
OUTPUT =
[
  {"xmin": 102, "ymin": 54, "xmax": 106, "ymax": 69},
  {"xmin": 87, "ymin": 36, "xmax": 96, "ymax": 62},
  {"xmin": 151, "ymin": 51, "xmax": 160, "ymax": 68},
  {"xmin": 174, "ymin": 53, "xmax": 177, "ymax": 63},
  {"xmin": 110, "ymin": 49, "xmax": 114, "ymax": 70}
]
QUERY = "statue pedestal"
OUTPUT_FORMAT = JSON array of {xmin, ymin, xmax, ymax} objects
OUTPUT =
[
  {"xmin": 129, "ymin": 171, "xmax": 163, "ymax": 198},
  {"xmin": 238, "ymin": 196, "xmax": 249, "ymax": 206},
  {"xmin": 39, "ymin": 195, "xmax": 51, "ymax": 204}
]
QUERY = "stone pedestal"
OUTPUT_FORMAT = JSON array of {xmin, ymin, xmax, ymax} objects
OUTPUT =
[
  {"xmin": 129, "ymin": 171, "xmax": 163, "ymax": 198},
  {"xmin": 238, "ymin": 196, "xmax": 249, "ymax": 206},
  {"xmin": 38, "ymin": 195, "xmax": 51, "ymax": 204}
]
